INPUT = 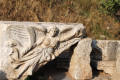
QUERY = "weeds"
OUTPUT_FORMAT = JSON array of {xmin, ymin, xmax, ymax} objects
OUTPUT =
[
  {"xmin": 100, "ymin": 0, "xmax": 120, "ymax": 21},
  {"xmin": 0, "ymin": 0, "xmax": 120, "ymax": 39},
  {"xmin": 100, "ymin": 0, "xmax": 120, "ymax": 14}
]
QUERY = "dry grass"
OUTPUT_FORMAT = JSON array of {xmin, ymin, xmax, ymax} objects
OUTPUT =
[{"xmin": 0, "ymin": 0, "xmax": 120, "ymax": 39}]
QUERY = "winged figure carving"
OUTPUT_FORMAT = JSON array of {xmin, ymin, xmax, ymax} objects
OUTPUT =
[{"xmin": 6, "ymin": 25, "xmax": 83, "ymax": 79}]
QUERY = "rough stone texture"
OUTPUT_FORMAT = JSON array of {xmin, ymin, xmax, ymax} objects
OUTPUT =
[
  {"xmin": 91, "ymin": 40, "xmax": 120, "ymax": 75},
  {"xmin": 69, "ymin": 38, "xmax": 92, "ymax": 80},
  {"xmin": 112, "ymin": 42, "xmax": 120, "ymax": 80},
  {"xmin": 0, "ymin": 21, "xmax": 85, "ymax": 80},
  {"xmin": 92, "ymin": 40, "xmax": 118, "ymax": 61},
  {"xmin": 91, "ymin": 40, "xmax": 120, "ymax": 79},
  {"xmin": 92, "ymin": 73, "xmax": 111, "ymax": 80},
  {"xmin": 1, "ymin": 21, "xmax": 120, "ymax": 80},
  {"xmin": 97, "ymin": 61, "xmax": 116, "ymax": 75}
]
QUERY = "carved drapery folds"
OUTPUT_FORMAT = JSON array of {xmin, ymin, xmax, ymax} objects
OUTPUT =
[{"xmin": 0, "ymin": 22, "xmax": 85, "ymax": 79}]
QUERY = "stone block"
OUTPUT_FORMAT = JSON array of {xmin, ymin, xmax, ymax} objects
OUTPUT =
[
  {"xmin": 92, "ymin": 40, "xmax": 120, "ymax": 78},
  {"xmin": 92, "ymin": 40, "xmax": 118, "ymax": 61},
  {"xmin": 0, "ymin": 21, "xmax": 85, "ymax": 79},
  {"xmin": 69, "ymin": 38, "xmax": 92, "ymax": 80}
]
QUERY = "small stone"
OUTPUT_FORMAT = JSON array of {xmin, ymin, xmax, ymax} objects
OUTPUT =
[{"xmin": 107, "ymin": 27, "xmax": 110, "ymax": 30}]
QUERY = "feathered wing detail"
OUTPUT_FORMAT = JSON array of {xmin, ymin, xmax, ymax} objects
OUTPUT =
[
  {"xmin": 31, "ymin": 26, "xmax": 46, "ymax": 46},
  {"xmin": 6, "ymin": 25, "xmax": 47, "ymax": 78},
  {"xmin": 6, "ymin": 25, "xmax": 35, "ymax": 56},
  {"xmin": 6, "ymin": 25, "xmax": 46, "ymax": 56},
  {"xmin": 32, "ymin": 26, "xmax": 46, "ymax": 42}
]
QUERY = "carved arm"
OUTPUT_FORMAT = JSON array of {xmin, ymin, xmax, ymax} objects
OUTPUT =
[{"xmin": 59, "ymin": 28, "xmax": 82, "ymax": 42}]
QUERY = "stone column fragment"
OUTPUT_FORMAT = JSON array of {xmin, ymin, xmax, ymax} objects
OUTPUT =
[{"xmin": 69, "ymin": 38, "xmax": 92, "ymax": 80}]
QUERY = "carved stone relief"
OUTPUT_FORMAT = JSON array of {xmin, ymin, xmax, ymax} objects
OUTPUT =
[
  {"xmin": 0, "ymin": 21, "xmax": 85, "ymax": 79},
  {"xmin": 1, "ymin": 21, "xmax": 119, "ymax": 80}
]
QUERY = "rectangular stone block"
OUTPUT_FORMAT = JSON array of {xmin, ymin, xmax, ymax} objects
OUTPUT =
[
  {"xmin": 92, "ymin": 40, "xmax": 119, "ymax": 61},
  {"xmin": 91, "ymin": 40, "xmax": 120, "ymax": 76}
]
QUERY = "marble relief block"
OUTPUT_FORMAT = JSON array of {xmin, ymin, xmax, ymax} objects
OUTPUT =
[{"xmin": 0, "ymin": 21, "xmax": 85, "ymax": 80}]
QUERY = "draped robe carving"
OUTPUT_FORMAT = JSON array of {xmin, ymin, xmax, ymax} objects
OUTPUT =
[{"xmin": 5, "ymin": 24, "xmax": 85, "ymax": 79}]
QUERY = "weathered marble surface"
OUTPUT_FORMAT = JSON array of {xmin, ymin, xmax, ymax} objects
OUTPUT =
[
  {"xmin": 92, "ymin": 40, "xmax": 118, "ymax": 61},
  {"xmin": 91, "ymin": 40, "xmax": 120, "ymax": 78},
  {"xmin": 0, "ymin": 21, "xmax": 120, "ymax": 80},
  {"xmin": 69, "ymin": 38, "xmax": 92, "ymax": 80},
  {"xmin": 111, "ymin": 41, "xmax": 120, "ymax": 80},
  {"xmin": 0, "ymin": 21, "xmax": 85, "ymax": 79}
]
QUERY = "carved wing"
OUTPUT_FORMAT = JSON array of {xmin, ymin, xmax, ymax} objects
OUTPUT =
[
  {"xmin": 32, "ymin": 26, "xmax": 46, "ymax": 43},
  {"xmin": 7, "ymin": 25, "xmax": 35, "ymax": 56}
]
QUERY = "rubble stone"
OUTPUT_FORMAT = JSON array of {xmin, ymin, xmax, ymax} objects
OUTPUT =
[{"xmin": 69, "ymin": 38, "xmax": 92, "ymax": 80}]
